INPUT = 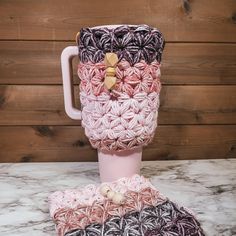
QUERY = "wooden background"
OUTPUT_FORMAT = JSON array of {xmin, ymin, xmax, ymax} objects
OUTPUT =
[{"xmin": 0, "ymin": 0, "xmax": 236, "ymax": 162}]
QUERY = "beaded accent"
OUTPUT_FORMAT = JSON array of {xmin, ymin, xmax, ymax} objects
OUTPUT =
[
  {"xmin": 53, "ymin": 188, "xmax": 165, "ymax": 235},
  {"xmin": 78, "ymin": 60, "xmax": 161, "ymax": 96},
  {"xmin": 48, "ymin": 175, "xmax": 159, "ymax": 217},
  {"xmin": 49, "ymin": 175, "xmax": 205, "ymax": 236}
]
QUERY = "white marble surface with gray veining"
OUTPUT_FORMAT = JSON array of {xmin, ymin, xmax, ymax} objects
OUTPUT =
[{"xmin": 0, "ymin": 159, "xmax": 236, "ymax": 236}]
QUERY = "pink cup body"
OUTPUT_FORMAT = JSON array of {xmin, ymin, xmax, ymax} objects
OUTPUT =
[{"xmin": 98, "ymin": 147, "xmax": 142, "ymax": 182}]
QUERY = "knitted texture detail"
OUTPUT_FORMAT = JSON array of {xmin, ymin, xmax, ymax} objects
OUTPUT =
[
  {"xmin": 77, "ymin": 60, "xmax": 161, "ymax": 151},
  {"xmin": 78, "ymin": 60, "xmax": 161, "ymax": 96},
  {"xmin": 49, "ymin": 175, "xmax": 205, "ymax": 236},
  {"xmin": 49, "ymin": 175, "xmax": 158, "ymax": 217},
  {"xmin": 53, "ymin": 188, "xmax": 165, "ymax": 235},
  {"xmin": 65, "ymin": 200, "xmax": 205, "ymax": 236},
  {"xmin": 78, "ymin": 25, "xmax": 165, "ymax": 65}
]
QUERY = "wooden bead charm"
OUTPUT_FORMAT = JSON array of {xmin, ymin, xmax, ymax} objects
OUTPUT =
[
  {"xmin": 107, "ymin": 190, "xmax": 115, "ymax": 200},
  {"xmin": 104, "ymin": 76, "xmax": 117, "ymax": 90},
  {"xmin": 112, "ymin": 192, "xmax": 125, "ymax": 204},
  {"xmin": 100, "ymin": 185, "xmax": 111, "ymax": 196},
  {"xmin": 104, "ymin": 53, "xmax": 118, "ymax": 67},
  {"xmin": 106, "ymin": 67, "xmax": 116, "ymax": 76},
  {"xmin": 104, "ymin": 52, "xmax": 118, "ymax": 90}
]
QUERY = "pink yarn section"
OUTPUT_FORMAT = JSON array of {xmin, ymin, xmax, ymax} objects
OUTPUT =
[
  {"xmin": 48, "ymin": 175, "xmax": 160, "ymax": 217},
  {"xmin": 49, "ymin": 175, "xmax": 164, "ymax": 235},
  {"xmin": 53, "ymin": 188, "xmax": 165, "ymax": 235},
  {"xmin": 78, "ymin": 59, "xmax": 162, "ymax": 151}
]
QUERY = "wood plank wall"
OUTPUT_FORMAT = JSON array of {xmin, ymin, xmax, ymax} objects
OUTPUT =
[{"xmin": 0, "ymin": 0, "xmax": 236, "ymax": 162}]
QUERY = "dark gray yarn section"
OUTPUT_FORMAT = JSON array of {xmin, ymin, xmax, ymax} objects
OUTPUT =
[
  {"xmin": 78, "ymin": 25, "xmax": 165, "ymax": 65},
  {"xmin": 65, "ymin": 200, "xmax": 205, "ymax": 236}
]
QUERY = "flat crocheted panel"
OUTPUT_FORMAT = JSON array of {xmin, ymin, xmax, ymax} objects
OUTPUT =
[
  {"xmin": 54, "ymin": 188, "xmax": 165, "ymax": 235},
  {"xmin": 78, "ymin": 60, "xmax": 161, "ymax": 151},
  {"xmin": 49, "ymin": 175, "xmax": 159, "ymax": 217},
  {"xmin": 65, "ymin": 201, "xmax": 205, "ymax": 236},
  {"xmin": 49, "ymin": 175, "xmax": 205, "ymax": 236},
  {"xmin": 77, "ymin": 25, "xmax": 165, "ymax": 65}
]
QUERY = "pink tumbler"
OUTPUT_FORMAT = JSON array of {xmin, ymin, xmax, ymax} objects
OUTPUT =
[{"xmin": 61, "ymin": 25, "xmax": 165, "ymax": 182}]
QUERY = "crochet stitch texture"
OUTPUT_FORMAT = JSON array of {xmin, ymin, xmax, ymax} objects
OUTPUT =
[
  {"xmin": 49, "ymin": 175, "xmax": 158, "ymax": 216},
  {"xmin": 76, "ymin": 25, "xmax": 165, "ymax": 151},
  {"xmin": 78, "ymin": 25, "xmax": 165, "ymax": 65},
  {"xmin": 65, "ymin": 201, "xmax": 205, "ymax": 236},
  {"xmin": 78, "ymin": 60, "xmax": 161, "ymax": 151},
  {"xmin": 49, "ymin": 175, "xmax": 205, "ymax": 236},
  {"xmin": 53, "ymin": 188, "xmax": 164, "ymax": 235}
]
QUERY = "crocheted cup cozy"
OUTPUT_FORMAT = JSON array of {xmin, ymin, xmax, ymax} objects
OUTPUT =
[
  {"xmin": 49, "ymin": 175, "xmax": 205, "ymax": 236},
  {"xmin": 77, "ymin": 25, "xmax": 165, "ymax": 151}
]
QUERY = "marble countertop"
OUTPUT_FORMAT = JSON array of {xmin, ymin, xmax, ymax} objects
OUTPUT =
[{"xmin": 0, "ymin": 159, "xmax": 236, "ymax": 236}]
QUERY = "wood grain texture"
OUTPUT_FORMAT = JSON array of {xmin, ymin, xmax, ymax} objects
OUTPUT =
[
  {"xmin": 0, "ymin": 125, "xmax": 235, "ymax": 162},
  {"xmin": 0, "ymin": 85, "xmax": 235, "ymax": 125},
  {"xmin": 0, "ymin": 0, "xmax": 235, "ymax": 42},
  {"xmin": 0, "ymin": 41, "xmax": 236, "ymax": 85}
]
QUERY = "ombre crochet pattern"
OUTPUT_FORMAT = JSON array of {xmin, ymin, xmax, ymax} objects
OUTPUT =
[
  {"xmin": 49, "ymin": 175, "xmax": 158, "ymax": 217},
  {"xmin": 65, "ymin": 201, "xmax": 205, "ymax": 236},
  {"xmin": 78, "ymin": 25, "xmax": 165, "ymax": 65},
  {"xmin": 78, "ymin": 60, "xmax": 161, "ymax": 151},
  {"xmin": 53, "ymin": 188, "xmax": 165, "ymax": 235},
  {"xmin": 49, "ymin": 175, "xmax": 205, "ymax": 236}
]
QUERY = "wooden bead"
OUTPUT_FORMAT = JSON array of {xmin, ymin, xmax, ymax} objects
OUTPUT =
[
  {"xmin": 104, "ymin": 53, "xmax": 118, "ymax": 67},
  {"xmin": 106, "ymin": 67, "xmax": 116, "ymax": 76},
  {"xmin": 104, "ymin": 76, "xmax": 117, "ymax": 90},
  {"xmin": 107, "ymin": 190, "xmax": 115, "ymax": 199},
  {"xmin": 112, "ymin": 192, "xmax": 125, "ymax": 204},
  {"xmin": 100, "ymin": 185, "xmax": 111, "ymax": 196}
]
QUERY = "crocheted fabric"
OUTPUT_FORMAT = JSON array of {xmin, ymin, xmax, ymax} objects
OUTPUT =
[
  {"xmin": 78, "ymin": 60, "xmax": 161, "ymax": 96},
  {"xmin": 53, "ymin": 188, "xmax": 165, "ymax": 235},
  {"xmin": 49, "ymin": 175, "xmax": 159, "ymax": 217},
  {"xmin": 77, "ymin": 25, "xmax": 165, "ymax": 65},
  {"xmin": 78, "ymin": 59, "xmax": 161, "ymax": 151},
  {"xmin": 49, "ymin": 175, "xmax": 205, "ymax": 236},
  {"xmin": 65, "ymin": 201, "xmax": 204, "ymax": 236}
]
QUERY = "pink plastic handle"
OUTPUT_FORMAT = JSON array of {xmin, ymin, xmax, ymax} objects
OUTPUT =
[{"xmin": 61, "ymin": 46, "xmax": 81, "ymax": 120}]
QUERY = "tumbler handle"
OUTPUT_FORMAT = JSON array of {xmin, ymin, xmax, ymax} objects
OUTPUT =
[{"xmin": 61, "ymin": 46, "xmax": 81, "ymax": 120}]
